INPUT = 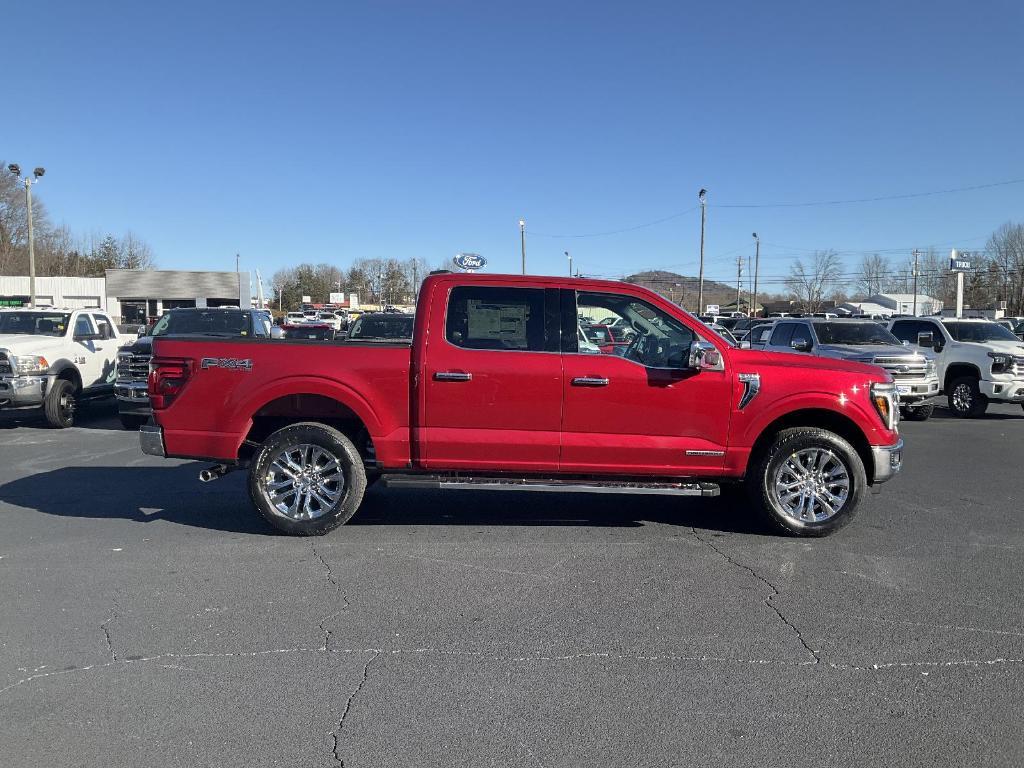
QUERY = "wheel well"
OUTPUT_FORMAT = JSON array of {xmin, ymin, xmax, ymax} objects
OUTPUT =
[
  {"xmin": 944, "ymin": 363, "xmax": 980, "ymax": 390},
  {"xmin": 240, "ymin": 394, "xmax": 374, "ymax": 462},
  {"xmin": 55, "ymin": 366, "xmax": 82, "ymax": 392},
  {"xmin": 748, "ymin": 408, "xmax": 873, "ymax": 484}
]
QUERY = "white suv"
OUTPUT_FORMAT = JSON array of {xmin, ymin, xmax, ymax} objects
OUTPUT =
[
  {"xmin": 889, "ymin": 317, "xmax": 1024, "ymax": 417},
  {"xmin": 0, "ymin": 308, "xmax": 136, "ymax": 427}
]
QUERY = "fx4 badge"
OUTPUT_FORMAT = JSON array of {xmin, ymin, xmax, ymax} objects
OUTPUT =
[{"xmin": 201, "ymin": 357, "xmax": 253, "ymax": 371}]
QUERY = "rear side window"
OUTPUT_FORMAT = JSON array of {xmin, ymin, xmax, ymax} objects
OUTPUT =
[
  {"xmin": 769, "ymin": 323, "xmax": 795, "ymax": 347},
  {"xmin": 92, "ymin": 314, "xmax": 114, "ymax": 339},
  {"xmin": 446, "ymin": 286, "xmax": 546, "ymax": 351},
  {"xmin": 74, "ymin": 315, "xmax": 95, "ymax": 338}
]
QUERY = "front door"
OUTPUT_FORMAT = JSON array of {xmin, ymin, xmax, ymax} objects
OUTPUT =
[
  {"xmin": 419, "ymin": 284, "xmax": 562, "ymax": 472},
  {"xmin": 561, "ymin": 290, "xmax": 732, "ymax": 476},
  {"xmin": 71, "ymin": 314, "xmax": 107, "ymax": 389}
]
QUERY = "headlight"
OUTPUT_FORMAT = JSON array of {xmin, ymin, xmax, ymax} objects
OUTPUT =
[
  {"xmin": 870, "ymin": 382, "xmax": 899, "ymax": 431},
  {"xmin": 925, "ymin": 359, "xmax": 936, "ymax": 375},
  {"xmin": 10, "ymin": 354, "xmax": 49, "ymax": 375},
  {"xmin": 989, "ymin": 352, "xmax": 1012, "ymax": 374}
]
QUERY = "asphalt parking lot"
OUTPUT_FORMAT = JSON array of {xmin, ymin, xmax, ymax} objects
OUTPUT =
[{"xmin": 1, "ymin": 401, "xmax": 1022, "ymax": 767}]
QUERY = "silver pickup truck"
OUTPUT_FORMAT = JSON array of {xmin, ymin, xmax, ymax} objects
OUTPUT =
[{"xmin": 764, "ymin": 317, "xmax": 940, "ymax": 420}]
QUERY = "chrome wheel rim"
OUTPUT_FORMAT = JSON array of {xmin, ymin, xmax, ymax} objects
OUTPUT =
[
  {"xmin": 260, "ymin": 443, "xmax": 345, "ymax": 521},
  {"xmin": 952, "ymin": 383, "xmax": 972, "ymax": 412},
  {"xmin": 772, "ymin": 448, "xmax": 850, "ymax": 523}
]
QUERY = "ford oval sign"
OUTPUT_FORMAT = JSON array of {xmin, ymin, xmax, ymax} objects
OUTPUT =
[{"xmin": 453, "ymin": 253, "xmax": 486, "ymax": 271}]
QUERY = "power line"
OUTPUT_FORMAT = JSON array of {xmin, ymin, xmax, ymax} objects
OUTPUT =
[
  {"xmin": 714, "ymin": 178, "xmax": 1024, "ymax": 208},
  {"xmin": 530, "ymin": 205, "xmax": 699, "ymax": 238}
]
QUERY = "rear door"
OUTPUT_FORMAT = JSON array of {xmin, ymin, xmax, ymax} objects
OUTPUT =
[
  {"xmin": 419, "ymin": 284, "xmax": 562, "ymax": 471},
  {"xmin": 560, "ymin": 289, "xmax": 732, "ymax": 476}
]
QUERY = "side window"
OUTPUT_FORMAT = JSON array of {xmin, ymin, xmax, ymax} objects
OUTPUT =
[
  {"xmin": 889, "ymin": 320, "xmax": 917, "ymax": 344},
  {"xmin": 790, "ymin": 323, "xmax": 813, "ymax": 348},
  {"xmin": 769, "ymin": 323, "xmax": 795, "ymax": 347},
  {"xmin": 446, "ymin": 286, "xmax": 547, "ymax": 351},
  {"xmin": 575, "ymin": 291, "xmax": 694, "ymax": 368},
  {"xmin": 74, "ymin": 314, "xmax": 95, "ymax": 339},
  {"xmin": 92, "ymin": 315, "xmax": 113, "ymax": 339}
]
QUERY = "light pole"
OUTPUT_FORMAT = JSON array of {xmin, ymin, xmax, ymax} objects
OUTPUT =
[
  {"xmin": 697, "ymin": 189, "xmax": 707, "ymax": 314},
  {"xmin": 7, "ymin": 164, "xmax": 45, "ymax": 308},
  {"xmin": 752, "ymin": 232, "xmax": 761, "ymax": 318},
  {"xmin": 911, "ymin": 249, "xmax": 920, "ymax": 316},
  {"xmin": 566, "ymin": 250, "xmax": 572, "ymax": 277},
  {"xmin": 519, "ymin": 219, "xmax": 526, "ymax": 275}
]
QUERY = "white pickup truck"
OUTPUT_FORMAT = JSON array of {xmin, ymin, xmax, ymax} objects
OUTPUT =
[
  {"xmin": 0, "ymin": 307, "xmax": 137, "ymax": 427},
  {"xmin": 889, "ymin": 317, "xmax": 1024, "ymax": 417}
]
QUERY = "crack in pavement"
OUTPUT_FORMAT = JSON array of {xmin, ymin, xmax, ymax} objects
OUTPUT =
[
  {"xmin": 691, "ymin": 528, "xmax": 820, "ymax": 664},
  {"xmin": 311, "ymin": 542, "xmax": 350, "ymax": 652},
  {"xmin": 4, "ymin": 646, "xmax": 1021, "ymax": 698},
  {"xmin": 331, "ymin": 651, "xmax": 379, "ymax": 766},
  {"xmin": 99, "ymin": 598, "xmax": 120, "ymax": 662}
]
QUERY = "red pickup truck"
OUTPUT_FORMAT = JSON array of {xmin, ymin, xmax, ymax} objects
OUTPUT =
[{"xmin": 139, "ymin": 273, "xmax": 903, "ymax": 537}]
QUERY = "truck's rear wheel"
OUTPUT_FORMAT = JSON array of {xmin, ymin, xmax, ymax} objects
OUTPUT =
[
  {"xmin": 947, "ymin": 377, "xmax": 987, "ymax": 418},
  {"xmin": 749, "ymin": 428, "xmax": 866, "ymax": 537},
  {"xmin": 900, "ymin": 403, "xmax": 934, "ymax": 421},
  {"xmin": 43, "ymin": 379, "xmax": 77, "ymax": 428},
  {"xmin": 248, "ymin": 422, "xmax": 367, "ymax": 536}
]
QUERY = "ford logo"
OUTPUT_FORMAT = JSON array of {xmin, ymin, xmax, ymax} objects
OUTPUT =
[{"xmin": 453, "ymin": 253, "xmax": 486, "ymax": 271}]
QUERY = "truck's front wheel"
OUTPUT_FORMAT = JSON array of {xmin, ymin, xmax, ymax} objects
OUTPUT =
[
  {"xmin": 749, "ymin": 428, "xmax": 867, "ymax": 537},
  {"xmin": 248, "ymin": 422, "xmax": 367, "ymax": 536},
  {"xmin": 43, "ymin": 379, "xmax": 77, "ymax": 428},
  {"xmin": 947, "ymin": 377, "xmax": 987, "ymax": 418}
]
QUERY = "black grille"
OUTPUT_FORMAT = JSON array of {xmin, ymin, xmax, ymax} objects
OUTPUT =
[
  {"xmin": 116, "ymin": 352, "xmax": 151, "ymax": 382},
  {"xmin": 0, "ymin": 354, "xmax": 10, "ymax": 376}
]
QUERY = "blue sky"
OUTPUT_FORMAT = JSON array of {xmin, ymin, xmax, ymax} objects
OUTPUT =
[{"xmin": 6, "ymin": 0, "xmax": 1023, "ymax": 290}]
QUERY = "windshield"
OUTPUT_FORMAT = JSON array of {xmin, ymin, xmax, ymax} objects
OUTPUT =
[
  {"xmin": 0, "ymin": 311, "xmax": 71, "ymax": 336},
  {"xmin": 151, "ymin": 310, "xmax": 252, "ymax": 337},
  {"xmin": 946, "ymin": 321, "xmax": 1020, "ymax": 343},
  {"xmin": 812, "ymin": 321, "xmax": 900, "ymax": 346},
  {"xmin": 349, "ymin": 314, "xmax": 413, "ymax": 340}
]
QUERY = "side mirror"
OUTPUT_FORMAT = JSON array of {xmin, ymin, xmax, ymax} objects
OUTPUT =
[
  {"xmin": 687, "ymin": 340, "xmax": 722, "ymax": 370},
  {"xmin": 790, "ymin": 338, "xmax": 812, "ymax": 352},
  {"xmin": 270, "ymin": 326, "xmax": 284, "ymax": 339},
  {"xmin": 917, "ymin": 331, "xmax": 934, "ymax": 349}
]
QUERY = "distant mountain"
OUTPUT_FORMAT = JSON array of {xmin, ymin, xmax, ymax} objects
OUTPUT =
[{"xmin": 624, "ymin": 270, "xmax": 742, "ymax": 312}]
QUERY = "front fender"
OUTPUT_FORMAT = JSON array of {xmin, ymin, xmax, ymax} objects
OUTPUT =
[{"xmin": 737, "ymin": 389, "xmax": 889, "ymax": 449}]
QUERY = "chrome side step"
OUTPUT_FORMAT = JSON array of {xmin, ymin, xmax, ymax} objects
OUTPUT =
[{"xmin": 380, "ymin": 475, "xmax": 720, "ymax": 497}]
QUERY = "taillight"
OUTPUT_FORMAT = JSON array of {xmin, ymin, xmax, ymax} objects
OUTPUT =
[{"xmin": 148, "ymin": 357, "xmax": 193, "ymax": 409}]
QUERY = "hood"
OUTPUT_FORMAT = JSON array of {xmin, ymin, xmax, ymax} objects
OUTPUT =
[
  {"xmin": 0, "ymin": 335, "xmax": 71, "ymax": 357},
  {"xmin": 119, "ymin": 336, "xmax": 153, "ymax": 355},
  {"xmin": 730, "ymin": 347, "xmax": 886, "ymax": 378},
  {"xmin": 958, "ymin": 339, "xmax": 1024, "ymax": 355},
  {"xmin": 815, "ymin": 343, "xmax": 929, "ymax": 362}
]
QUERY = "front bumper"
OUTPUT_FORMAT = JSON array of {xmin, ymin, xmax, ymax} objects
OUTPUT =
[
  {"xmin": 115, "ymin": 380, "xmax": 152, "ymax": 416},
  {"xmin": 870, "ymin": 438, "xmax": 904, "ymax": 484},
  {"xmin": 139, "ymin": 424, "xmax": 166, "ymax": 457},
  {"xmin": 980, "ymin": 377, "xmax": 1024, "ymax": 403},
  {"xmin": 0, "ymin": 374, "xmax": 53, "ymax": 408},
  {"xmin": 893, "ymin": 376, "xmax": 940, "ymax": 403}
]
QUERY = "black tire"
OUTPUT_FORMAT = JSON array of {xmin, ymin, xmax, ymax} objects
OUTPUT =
[
  {"xmin": 119, "ymin": 414, "xmax": 147, "ymax": 430},
  {"xmin": 900, "ymin": 403, "xmax": 934, "ymax": 421},
  {"xmin": 947, "ymin": 376, "xmax": 988, "ymax": 418},
  {"xmin": 247, "ymin": 422, "xmax": 367, "ymax": 536},
  {"xmin": 43, "ymin": 378, "xmax": 77, "ymax": 428},
  {"xmin": 747, "ymin": 427, "xmax": 867, "ymax": 537}
]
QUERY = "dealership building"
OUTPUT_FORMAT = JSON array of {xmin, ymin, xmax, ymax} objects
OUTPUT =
[{"xmin": 0, "ymin": 269, "xmax": 250, "ymax": 324}]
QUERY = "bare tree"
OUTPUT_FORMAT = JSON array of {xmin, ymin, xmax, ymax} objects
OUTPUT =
[
  {"xmin": 856, "ymin": 253, "xmax": 887, "ymax": 297},
  {"xmin": 987, "ymin": 221, "xmax": 1024, "ymax": 314},
  {"xmin": 786, "ymin": 250, "xmax": 844, "ymax": 313}
]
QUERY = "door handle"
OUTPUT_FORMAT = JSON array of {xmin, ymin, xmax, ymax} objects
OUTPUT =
[
  {"xmin": 572, "ymin": 376, "xmax": 609, "ymax": 387},
  {"xmin": 434, "ymin": 371, "xmax": 473, "ymax": 382}
]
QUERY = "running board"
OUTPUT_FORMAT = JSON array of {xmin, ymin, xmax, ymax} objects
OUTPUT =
[{"xmin": 380, "ymin": 475, "xmax": 720, "ymax": 497}]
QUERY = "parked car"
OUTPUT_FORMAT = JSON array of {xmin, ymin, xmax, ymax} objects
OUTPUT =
[
  {"xmin": 316, "ymin": 311, "xmax": 344, "ymax": 331},
  {"xmin": 888, "ymin": 317, "xmax": 1024, "ymax": 417},
  {"xmin": 347, "ymin": 312, "xmax": 415, "ymax": 341},
  {"xmin": 115, "ymin": 307, "xmax": 273, "ymax": 430},
  {"xmin": 1013, "ymin": 320, "xmax": 1024, "ymax": 341},
  {"xmin": 284, "ymin": 311, "xmax": 307, "ymax": 325},
  {"xmin": 743, "ymin": 321, "xmax": 776, "ymax": 349},
  {"xmin": 730, "ymin": 317, "xmax": 773, "ymax": 341},
  {"xmin": 281, "ymin": 323, "xmax": 336, "ymax": 341},
  {"xmin": 763, "ymin": 318, "xmax": 939, "ymax": 420},
  {"xmin": 140, "ymin": 273, "xmax": 903, "ymax": 539},
  {"xmin": 0, "ymin": 308, "xmax": 137, "ymax": 427},
  {"xmin": 704, "ymin": 322, "xmax": 739, "ymax": 347}
]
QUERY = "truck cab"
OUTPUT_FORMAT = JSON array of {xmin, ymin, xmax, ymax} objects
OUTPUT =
[
  {"xmin": 764, "ymin": 317, "xmax": 939, "ymax": 420},
  {"xmin": 888, "ymin": 317, "xmax": 1024, "ymax": 417},
  {"xmin": 0, "ymin": 307, "xmax": 135, "ymax": 427}
]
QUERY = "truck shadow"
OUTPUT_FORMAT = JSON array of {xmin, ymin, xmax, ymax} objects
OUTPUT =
[
  {"xmin": 0, "ymin": 466, "xmax": 767, "ymax": 536},
  {"xmin": 0, "ymin": 400, "xmax": 125, "ymax": 432}
]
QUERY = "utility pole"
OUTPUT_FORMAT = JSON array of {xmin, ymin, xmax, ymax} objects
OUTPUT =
[
  {"xmin": 412, "ymin": 260, "xmax": 419, "ymax": 303},
  {"xmin": 912, "ymin": 249, "xmax": 920, "ymax": 316},
  {"xmin": 236, "ymin": 253, "xmax": 240, "ymax": 273},
  {"xmin": 519, "ymin": 219, "xmax": 526, "ymax": 275},
  {"xmin": 697, "ymin": 189, "xmax": 707, "ymax": 314},
  {"xmin": 565, "ymin": 250, "xmax": 572, "ymax": 277},
  {"xmin": 752, "ymin": 232, "xmax": 760, "ymax": 318},
  {"xmin": 735, "ymin": 252, "xmax": 743, "ymax": 313},
  {"xmin": 7, "ymin": 164, "xmax": 45, "ymax": 308}
]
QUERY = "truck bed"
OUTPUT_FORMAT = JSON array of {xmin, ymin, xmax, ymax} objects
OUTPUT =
[{"xmin": 151, "ymin": 336, "xmax": 412, "ymax": 465}]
